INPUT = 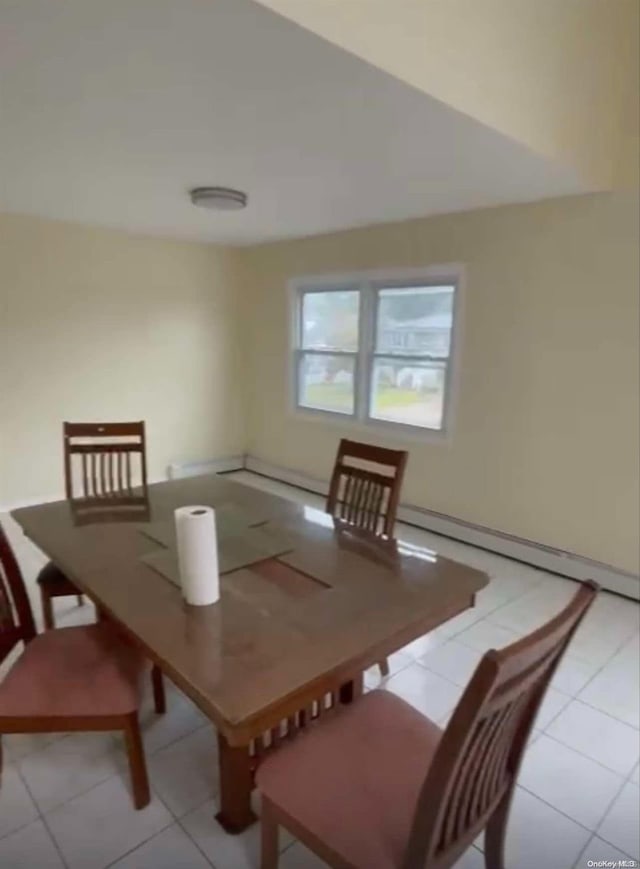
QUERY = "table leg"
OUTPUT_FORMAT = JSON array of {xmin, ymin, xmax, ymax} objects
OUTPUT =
[
  {"xmin": 215, "ymin": 732, "xmax": 257, "ymax": 833},
  {"xmin": 339, "ymin": 672, "xmax": 364, "ymax": 704}
]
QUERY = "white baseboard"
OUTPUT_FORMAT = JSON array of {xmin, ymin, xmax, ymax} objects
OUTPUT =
[
  {"xmin": 245, "ymin": 454, "xmax": 640, "ymax": 600},
  {"xmin": 245, "ymin": 455, "xmax": 329, "ymax": 498},
  {"xmin": 167, "ymin": 455, "xmax": 245, "ymax": 480}
]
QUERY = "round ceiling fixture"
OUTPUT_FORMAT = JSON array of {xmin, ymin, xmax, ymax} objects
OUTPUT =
[{"xmin": 189, "ymin": 187, "xmax": 247, "ymax": 211}]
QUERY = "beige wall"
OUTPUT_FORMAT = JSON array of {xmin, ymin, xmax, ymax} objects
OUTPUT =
[
  {"xmin": 3, "ymin": 194, "xmax": 638, "ymax": 575},
  {"xmin": 257, "ymin": 0, "xmax": 639, "ymax": 188},
  {"xmin": 615, "ymin": 0, "xmax": 640, "ymax": 188},
  {"xmin": 240, "ymin": 193, "xmax": 640, "ymax": 575},
  {"xmin": 0, "ymin": 215, "xmax": 244, "ymax": 505}
]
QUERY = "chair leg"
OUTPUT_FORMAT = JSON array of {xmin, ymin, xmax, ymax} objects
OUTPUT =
[
  {"xmin": 123, "ymin": 712, "xmax": 150, "ymax": 810},
  {"xmin": 76, "ymin": 594, "xmax": 83, "ymax": 607},
  {"xmin": 41, "ymin": 587, "xmax": 55, "ymax": 631},
  {"xmin": 151, "ymin": 665, "xmax": 166, "ymax": 715},
  {"xmin": 378, "ymin": 658, "xmax": 390, "ymax": 678},
  {"xmin": 261, "ymin": 797, "xmax": 279, "ymax": 869},
  {"xmin": 484, "ymin": 794, "xmax": 510, "ymax": 869}
]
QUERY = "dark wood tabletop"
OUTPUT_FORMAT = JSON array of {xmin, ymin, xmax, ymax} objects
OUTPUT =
[{"xmin": 12, "ymin": 473, "xmax": 488, "ymax": 832}]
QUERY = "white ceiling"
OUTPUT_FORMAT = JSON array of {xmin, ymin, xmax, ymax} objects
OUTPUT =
[{"xmin": 0, "ymin": 0, "xmax": 588, "ymax": 245}]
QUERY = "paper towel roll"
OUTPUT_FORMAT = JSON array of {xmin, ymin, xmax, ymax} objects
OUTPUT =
[{"xmin": 174, "ymin": 505, "xmax": 220, "ymax": 606}]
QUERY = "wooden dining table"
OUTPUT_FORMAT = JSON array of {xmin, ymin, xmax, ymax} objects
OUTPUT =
[{"xmin": 12, "ymin": 473, "xmax": 489, "ymax": 833}]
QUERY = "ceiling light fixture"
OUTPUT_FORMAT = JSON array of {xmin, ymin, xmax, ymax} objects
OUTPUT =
[{"xmin": 189, "ymin": 186, "xmax": 247, "ymax": 211}]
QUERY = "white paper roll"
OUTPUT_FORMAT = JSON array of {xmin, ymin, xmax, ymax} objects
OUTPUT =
[{"xmin": 174, "ymin": 505, "xmax": 220, "ymax": 606}]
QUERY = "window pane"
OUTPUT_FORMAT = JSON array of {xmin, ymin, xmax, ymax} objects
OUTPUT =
[
  {"xmin": 376, "ymin": 286, "xmax": 454, "ymax": 356},
  {"xmin": 301, "ymin": 291, "xmax": 359, "ymax": 351},
  {"xmin": 369, "ymin": 358, "xmax": 446, "ymax": 429},
  {"xmin": 299, "ymin": 353, "xmax": 355, "ymax": 414}
]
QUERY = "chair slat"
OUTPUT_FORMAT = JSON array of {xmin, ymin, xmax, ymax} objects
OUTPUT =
[
  {"xmin": 472, "ymin": 704, "xmax": 512, "ymax": 832},
  {"xmin": 90, "ymin": 452, "xmax": 98, "ymax": 497},
  {"xmin": 357, "ymin": 476, "xmax": 370, "ymax": 526},
  {"xmin": 370, "ymin": 482, "xmax": 385, "ymax": 533},
  {"xmin": 81, "ymin": 453, "xmax": 89, "ymax": 497},
  {"xmin": 99, "ymin": 452, "xmax": 106, "ymax": 496},
  {"xmin": 446, "ymin": 714, "xmax": 497, "ymax": 846}
]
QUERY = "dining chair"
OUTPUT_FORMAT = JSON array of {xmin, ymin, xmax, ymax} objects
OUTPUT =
[
  {"xmin": 327, "ymin": 438, "xmax": 408, "ymax": 539},
  {"xmin": 256, "ymin": 580, "xmax": 598, "ymax": 869},
  {"xmin": 36, "ymin": 421, "xmax": 165, "ymax": 713},
  {"xmin": 38, "ymin": 421, "xmax": 148, "ymax": 630},
  {"xmin": 327, "ymin": 438, "xmax": 408, "ymax": 676},
  {"xmin": 0, "ymin": 521, "xmax": 163, "ymax": 809}
]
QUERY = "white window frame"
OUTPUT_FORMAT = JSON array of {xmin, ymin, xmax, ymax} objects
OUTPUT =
[{"xmin": 289, "ymin": 265, "xmax": 464, "ymax": 442}]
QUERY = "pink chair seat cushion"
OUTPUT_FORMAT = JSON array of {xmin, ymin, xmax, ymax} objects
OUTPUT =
[
  {"xmin": 256, "ymin": 690, "xmax": 442, "ymax": 869},
  {"xmin": 0, "ymin": 624, "xmax": 144, "ymax": 719}
]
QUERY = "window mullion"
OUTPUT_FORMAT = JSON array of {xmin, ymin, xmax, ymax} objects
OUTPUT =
[
  {"xmin": 356, "ymin": 282, "xmax": 375, "ymax": 421},
  {"xmin": 355, "ymin": 286, "xmax": 366, "ymax": 421}
]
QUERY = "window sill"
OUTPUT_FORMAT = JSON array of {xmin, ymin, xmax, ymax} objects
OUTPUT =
[{"xmin": 289, "ymin": 406, "xmax": 452, "ymax": 446}]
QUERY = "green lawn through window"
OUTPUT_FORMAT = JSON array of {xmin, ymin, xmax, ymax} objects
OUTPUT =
[{"xmin": 303, "ymin": 383, "xmax": 428, "ymax": 412}]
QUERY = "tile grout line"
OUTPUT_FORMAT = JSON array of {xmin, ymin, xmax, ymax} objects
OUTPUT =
[
  {"xmin": 22, "ymin": 740, "xmax": 132, "ymax": 816},
  {"xmin": 548, "ymin": 694, "xmax": 640, "ymax": 733},
  {"xmin": 589, "ymin": 746, "xmax": 640, "ymax": 861},
  {"xmin": 548, "ymin": 621, "xmax": 640, "ymax": 731},
  {"xmin": 13, "ymin": 761, "xmax": 71, "ymax": 869},
  {"xmin": 571, "ymin": 816, "xmax": 639, "ymax": 869},
  {"xmin": 516, "ymin": 753, "xmax": 636, "ymax": 861},
  {"xmin": 39, "ymin": 812, "xmax": 72, "ymax": 869},
  {"xmin": 97, "ymin": 750, "xmax": 193, "ymax": 869},
  {"xmin": 6, "ymin": 705, "xmax": 211, "ymax": 828},
  {"xmin": 12, "ymin": 737, "xmax": 182, "ymax": 868},
  {"xmin": 138, "ymin": 707, "xmax": 228, "ymax": 834},
  {"xmin": 515, "ymin": 781, "xmax": 604, "ymax": 838},
  {"xmin": 538, "ymin": 730, "xmax": 638, "ymax": 780},
  {"xmin": 174, "ymin": 815, "xmax": 219, "ymax": 869},
  {"xmin": 100, "ymin": 816, "xmax": 178, "ymax": 869},
  {"xmin": 116, "ymin": 713, "xmax": 210, "ymax": 763},
  {"xmin": 589, "ymin": 832, "xmax": 639, "ymax": 864},
  {"xmin": 567, "ymin": 630, "xmax": 640, "ymax": 718},
  {"xmin": 577, "ymin": 693, "xmax": 639, "ymax": 730}
]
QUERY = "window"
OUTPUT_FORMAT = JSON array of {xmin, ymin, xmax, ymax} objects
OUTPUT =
[
  {"xmin": 297, "ymin": 289, "xmax": 359, "ymax": 415},
  {"xmin": 292, "ymin": 268, "xmax": 461, "ymax": 434}
]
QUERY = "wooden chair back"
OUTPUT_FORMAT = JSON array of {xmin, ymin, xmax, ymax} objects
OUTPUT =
[
  {"xmin": 326, "ymin": 439, "xmax": 408, "ymax": 537},
  {"xmin": 0, "ymin": 523, "xmax": 36, "ymax": 665},
  {"xmin": 402, "ymin": 580, "xmax": 598, "ymax": 869},
  {"xmin": 63, "ymin": 421, "xmax": 148, "ymax": 502}
]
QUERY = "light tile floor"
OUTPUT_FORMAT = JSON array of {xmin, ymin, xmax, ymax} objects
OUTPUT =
[{"xmin": 0, "ymin": 469, "xmax": 638, "ymax": 869}]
